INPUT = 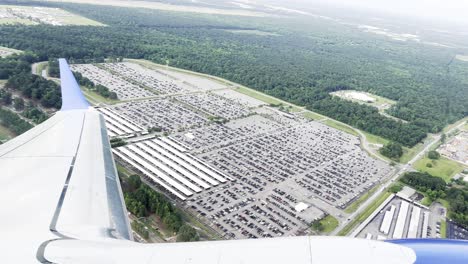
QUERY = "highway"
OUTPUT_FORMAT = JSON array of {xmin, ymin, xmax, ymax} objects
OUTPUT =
[{"xmin": 331, "ymin": 119, "xmax": 466, "ymax": 236}]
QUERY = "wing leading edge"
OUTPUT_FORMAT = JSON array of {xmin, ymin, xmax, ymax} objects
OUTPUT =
[{"xmin": 1, "ymin": 59, "xmax": 467, "ymax": 263}]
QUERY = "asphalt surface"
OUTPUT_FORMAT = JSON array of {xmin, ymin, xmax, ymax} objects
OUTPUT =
[{"xmin": 331, "ymin": 120, "xmax": 466, "ymax": 236}]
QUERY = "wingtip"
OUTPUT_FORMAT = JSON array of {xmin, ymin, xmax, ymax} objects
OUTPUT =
[{"xmin": 59, "ymin": 58, "xmax": 90, "ymax": 111}]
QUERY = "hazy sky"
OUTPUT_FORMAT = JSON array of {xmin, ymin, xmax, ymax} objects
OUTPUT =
[{"xmin": 269, "ymin": 0, "xmax": 468, "ymax": 24}]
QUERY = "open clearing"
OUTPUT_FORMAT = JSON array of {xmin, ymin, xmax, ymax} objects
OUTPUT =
[
  {"xmin": 331, "ymin": 90, "xmax": 405, "ymax": 122},
  {"xmin": 227, "ymin": 29, "xmax": 280, "ymax": 36},
  {"xmin": 0, "ymin": 5, "xmax": 103, "ymax": 26},
  {"xmin": 319, "ymin": 215, "xmax": 339, "ymax": 233},
  {"xmin": 323, "ymin": 119, "xmax": 359, "ymax": 137},
  {"xmin": 437, "ymin": 131, "xmax": 468, "ymax": 166},
  {"xmin": 0, "ymin": 124, "xmax": 14, "ymax": 141},
  {"xmin": 48, "ymin": 0, "xmax": 269, "ymax": 17},
  {"xmin": 81, "ymin": 88, "xmax": 119, "ymax": 105},
  {"xmin": 235, "ymin": 86, "xmax": 301, "ymax": 111},
  {"xmin": 302, "ymin": 111, "xmax": 327, "ymax": 121},
  {"xmin": 344, "ymin": 185, "xmax": 379, "ymax": 213},
  {"xmin": 413, "ymin": 156, "xmax": 465, "ymax": 182},
  {"xmin": 0, "ymin": 46, "xmax": 22, "ymax": 58},
  {"xmin": 331, "ymin": 90, "xmax": 396, "ymax": 110}
]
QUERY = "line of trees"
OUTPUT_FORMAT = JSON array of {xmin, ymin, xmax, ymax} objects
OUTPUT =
[
  {"xmin": 401, "ymin": 171, "xmax": 468, "ymax": 227},
  {"xmin": 73, "ymin": 71, "xmax": 118, "ymax": 100},
  {"xmin": 0, "ymin": 2, "xmax": 466, "ymax": 147},
  {"xmin": 0, "ymin": 107, "xmax": 33, "ymax": 134},
  {"xmin": 123, "ymin": 174, "xmax": 199, "ymax": 241},
  {"xmin": 5, "ymin": 73, "xmax": 61, "ymax": 109}
]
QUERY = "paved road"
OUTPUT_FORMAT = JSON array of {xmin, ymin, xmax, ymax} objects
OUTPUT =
[{"xmin": 331, "ymin": 119, "xmax": 466, "ymax": 236}]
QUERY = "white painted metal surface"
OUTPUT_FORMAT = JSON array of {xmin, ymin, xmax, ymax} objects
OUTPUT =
[
  {"xmin": 137, "ymin": 142, "xmax": 211, "ymax": 189},
  {"xmin": 99, "ymin": 108, "xmax": 142, "ymax": 132},
  {"xmin": 117, "ymin": 147, "xmax": 193, "ymax": 196},
  {"xmin": 393, "ymin": 201, "xmax": 409, "ymax": 239},
  {"xmin": 113, "ymin": 149, "xmax": 186, "ymax": 200},
  {"xmin": 161, "ymin": 136, "xmax": 187, "ymax": 152},
  {"xmin": 380, "ymin": 205, "xmax": 396, "ymax": 235},
  {"xmin": 422, "ymin": 211, "xmax": 430, "ymax": 238},
  {"xmin": 147, "ymin": 140, "xmax": 219, "ymax": 185},
  {"xmin": 0, "ymin": 108, "xmax": 131, "ymax": 263},
  {"xmin": 407, "ymin": 206, "xmax": 421, "ymax": 238},
  {"xmin": 44, "ymin": 236, "xmax": 416, "ymax": 264},
  {"xmin": 127, "ymin": 144, "xmax": 202, "ymax": 192},
  {"xmin": 154, "ymin": 138, "xmax": 227, "ymax": 183}
]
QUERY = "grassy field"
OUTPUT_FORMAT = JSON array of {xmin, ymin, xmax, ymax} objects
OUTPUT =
[
  {"xmin": 235, "ymin": 86, "xmax": 302, "ymax": 111},
  {"xmin": 302, "ymin": 111, "xmax": 327, "ymax": 121},
  {"xmin": 413, "ymin": 156, "xmax": 465, "ymax": 182},
  {"xmin": 443, "ymin": 117, "xmax": 468, "ymax": 133},
  {"xmin": 227, "ymin": 29, "xmax": 279, "ymax": 36},
  {"xmin": 400, "ymin": 142, "xmax": 426, "ymax": 164},
  {"xmin": 0, "ymin": 5, "xmax": 103, "ymax": 26},
  {"xmin": 60, "ymin": 14, "xmax": 104, "ymax": 26},
  {"xmin": 338, "ymin": 191, "xmax": 391, "ymax": 236},
  {"xmin": 362, "ymin": 131, "xmax": 389, "ymax": 146},
  {"xmin": 0, "ymin": 124, "xmax": 14, "ymax": 141},
  {"xmin": 0, "ymin": 18, "xmax": 35, "ymax": 25},
  {"xmin": 33, "ymin": 62, "xmax": 48, "ymax": 76},
  {"xmin": 330, "ymin": 90, "xmax": 396, "ymax": 111},
  {"xmin": 441, "ymin": 220, "xmax": 447, "ymax": 238},
  {"xmin": 323, "ymin": 119, "xmax": 359, "ymax": 137},
  {"xmin": 319, "ymin": 215, "xmax": 339, "ymax": 233},
  {"xmin": 0, "ymin": 46, "xmax": 22, "ymax": 57},
  {"xmin": 82, "ymin": 88, "xmax": 119, "ymax": 105},
  {"xmin": 56, "ymin": 0, "xmax": 268, "ymax": 17},
  {"xmin": 116, "ymin": 163, "xmax": 132, "ymax": 178},
  {"xmin": 344, "ymin": 185, "xmax": 379, "ymax": 213}
]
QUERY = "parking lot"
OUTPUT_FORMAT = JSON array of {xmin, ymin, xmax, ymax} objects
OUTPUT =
[
  {"xmin": 447, "ymin": 221, "xmax": 468, "ymax": 240},
  {"xmin": 74, "ymin": 61, "xmax": 394, "ymax": 239}
]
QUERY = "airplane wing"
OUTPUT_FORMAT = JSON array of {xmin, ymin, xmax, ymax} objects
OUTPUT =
[
  {"xmin": 0, "ymin": 59, "xmax": 131, "ymax": 263},
  {"xmin": 0, "ymin": 59, "xmax": 466, "ymax": 264}
]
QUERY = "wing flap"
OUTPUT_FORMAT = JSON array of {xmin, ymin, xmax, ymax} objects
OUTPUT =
[
  {"xmin": 44, "ymin": 236, "xmax": 416, "ymax": 264},
  {"xmin": 56, "ymin": 110, "xmax": 131, "ymax": 240}
]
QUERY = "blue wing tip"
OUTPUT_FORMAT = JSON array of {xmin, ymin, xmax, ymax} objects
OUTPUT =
[
  {"xmin": 59, "ymin": 58, "xmax": 90, "ymax": 111},
  {"xmin": 387, "ymin": 239, "xmax": 468, "ymax": 264}
]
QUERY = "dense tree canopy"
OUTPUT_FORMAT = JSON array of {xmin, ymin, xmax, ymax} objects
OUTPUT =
[
  {"xmin": 428, "ymin": 150, "xmax": 441, "ymax": 160},
  {"xmin": 379, "ymin": 142, "xmax": 404, "ymax": 160},
  {"xmin": 401, "ymin": 172, "xmax": 446, "ymax": 192},
  {"xmin": 0, "ymin": 2, "xmax": 466, "ymax": 146},
  {"xmin": 0, "ymin": 107, "xmax": 33, "ymax": 134},
  {"xmin": 6, "ymin": 73, "xmax": 61, "ymax": 109},
  {"xmin": 176, "ymin": 224, "xmax": 200, "ymax": 242},
  {"xmin": 400, "ymin": 171, "xmax": 468, "ymax": 227},
  {"xmin": 124, "ymin": 178, "xmax": 183, "ymax": 232}
]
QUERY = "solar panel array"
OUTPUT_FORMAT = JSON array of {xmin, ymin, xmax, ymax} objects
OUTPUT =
[{"xmin": 113, "ymin": 138, "xmax": 230, "ymax": 200}]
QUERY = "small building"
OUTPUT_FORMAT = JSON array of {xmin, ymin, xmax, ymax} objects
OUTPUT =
[{"xmin": 294, "ymin": 202, "xmax": 309, "ymax": 213}]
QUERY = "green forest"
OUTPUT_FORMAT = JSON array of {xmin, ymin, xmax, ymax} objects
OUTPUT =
[
  {"xmin": 123, "ymin": 174, "xmax": 200, "ymax": 241},
  {"xmin": 401, "ymin": 171, "xmax": 468, "ymax": 227},
  {"xmin": 0, "ymin": 1, "xmax": 466, "ymax": 146},
  {"xmin": 0, "ymin": 53, "xmax": 60, "ymax": 135}
]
